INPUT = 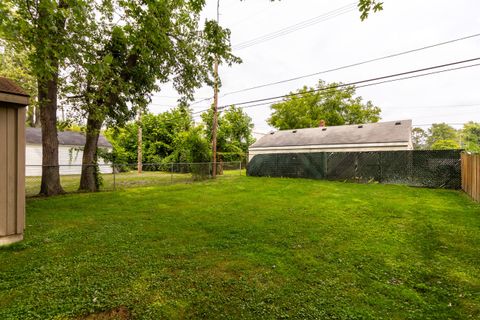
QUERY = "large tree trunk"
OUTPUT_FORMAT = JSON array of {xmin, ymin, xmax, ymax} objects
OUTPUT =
[
  {"xmin": 39, "ymin": 75, "xmax": 64, "ymax": 196},
  {"xmin": 79, "ymin": 113, "xmax": 103, "ymax": 192}
]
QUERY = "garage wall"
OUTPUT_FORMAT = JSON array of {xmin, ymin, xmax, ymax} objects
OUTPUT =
[
  {"xmin": 248, "ymin": 143, "xmax": 412, "ymax": 161},
  {"xmin": 26, "ymin": 145, "xmax": 113, "ymax": 176}
]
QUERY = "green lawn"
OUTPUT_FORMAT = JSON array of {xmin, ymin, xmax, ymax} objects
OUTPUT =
[
  {"xmin": 2, "ymin": 176, "xmax": 480, "ymax": 319},
  {"xmin": 25, "ymin": 169, "xmax": 243, "ymax": 197}
]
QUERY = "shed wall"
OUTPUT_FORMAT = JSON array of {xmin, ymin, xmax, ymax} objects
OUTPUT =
[{"xmin": 0, "ymin": 104, "xmax": 25, "ymax": 240}]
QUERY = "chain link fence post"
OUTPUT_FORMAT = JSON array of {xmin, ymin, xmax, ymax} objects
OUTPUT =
[{"xmin": 170, "ymin": 163, "xmax": 173, "ymax": 184}]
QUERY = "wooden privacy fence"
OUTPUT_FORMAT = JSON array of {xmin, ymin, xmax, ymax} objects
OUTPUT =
[{"xmin": 461, "ymin": 152, "xmax": 480, "ymax": 202}]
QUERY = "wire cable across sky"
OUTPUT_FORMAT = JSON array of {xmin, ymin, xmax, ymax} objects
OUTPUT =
[
  {"xmin": 191, "ymin": 57, "xmax": 480, "ymax": 114},
  {"xmin": 150, "ymin": 32, "xmax": 480, "ymax": 109},
  {"xmin": 222, "ymin": 32, "xmax": 480, "ymax": 98},
  {"xmin": 232, "ymin": 3, "xmax": 357, "ymax": 50}
]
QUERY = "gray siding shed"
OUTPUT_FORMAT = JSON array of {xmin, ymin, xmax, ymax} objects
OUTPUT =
[{"xmin": 0, "ymin": 77, "xmax": 28, "ymax": 246}]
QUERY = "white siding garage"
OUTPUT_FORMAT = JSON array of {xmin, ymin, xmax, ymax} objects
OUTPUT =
[{"xmin": 26, "ymin": 128, "xmax": 113, "ymax": 176}]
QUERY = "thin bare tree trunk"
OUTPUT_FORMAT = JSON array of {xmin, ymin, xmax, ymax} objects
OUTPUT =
[
  {"xmin": 79, "ymin": 113, "xmax": 103, "ymax": 192},
  {"xmin": 138, "ymin": 111, "xmax": 142, "ymax": 174},
  {"xmin": 26, "ymin": 106, "xmax": 35, "ymax": 127},
  {"xmin": 34, "ymin": 105, "xmax": 41, "ymax": 127},
  {"xmin": 39, "ymin": 75, "xmax": 64, "ymax": 196}
]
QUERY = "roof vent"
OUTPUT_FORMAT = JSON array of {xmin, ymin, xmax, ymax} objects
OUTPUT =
[
  {"xmin": 322, "ymin": 128, "xmax": 327, "ymax": 131},
  {"xmin": 395, "ymin": 121, "xmax": 402, "ymax": 125},
  {"xmin": 358, "ymin": 125, "xmax": 363, "ymax": 128},
  {"xmin": 292, "ymin": 130, "xmax": 297, "ymax": 133}
]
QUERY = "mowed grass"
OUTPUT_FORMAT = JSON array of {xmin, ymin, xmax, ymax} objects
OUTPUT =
[
  {"xmin": 25, "ymin": 172, "xmax": 183, "ymax": 196},
  {"xmin": 1, "ymin": 176, "xmax": 480, "ymax": 319},
  {"xmin": 25, "ymin": 169, "xmax": 244, "ymax": 196}
]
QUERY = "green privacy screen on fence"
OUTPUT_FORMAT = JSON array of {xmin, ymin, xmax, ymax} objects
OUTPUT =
[{"xmin": 247, "ymin": 150, "xmax": 462, "ymax": 189}]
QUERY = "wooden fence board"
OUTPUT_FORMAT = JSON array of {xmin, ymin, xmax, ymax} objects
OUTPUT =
[
  {"xmin": 476, "ymin": 155, "xmax": 480, "ymax": 202},
  {"xmin": 462, "ymin": 153, "xmax": 480, "ymax": 202}
]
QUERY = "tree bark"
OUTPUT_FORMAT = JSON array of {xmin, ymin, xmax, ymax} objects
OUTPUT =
[
  {"xmin": 79, "ymin": 113, "xmax": 103, "ymax": 192},
  {"xmin": 39, "ymin": 75, "xmax": 64, "ymax": 196}
]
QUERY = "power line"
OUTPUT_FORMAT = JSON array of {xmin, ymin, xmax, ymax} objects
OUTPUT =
[
  {"xmin": 161, "ymin": 100, "xmax": 480, "ymax": 125},
  {"xmin": 221, "ymin": 32, "xmax": 480, "ymax": 98},
  {"xmin": 191, "ymin": 58, "xmax": 480, "ymax": 115},
  {"xmin": 413, "ymin": 123, "xmax": 468, "ymax": 127},
  {"xmin": 190, "ymin": 96, "xmax": 212, "ymax": 106},
  {"xmin": 150, "ymin": 93, "xmax": 210, "ymax": 100},
  {"xmin": 176, "ymin": 33, "xmax": 480, "ymax": 111},
  {"xmin": 210, "ymin": 57, "xmax": 480, "ymax": 110},
  {"xmin": 239, "ymin": 101, "xmax": 480, "ymax": 112},
  {"xmin": 232, "ymin": 3, "xmax": 357, "ymax": 50},
  {"xmin": 389, "ymin": 103, "xmax": 480, "ymax": 109},
  {"xmin": 352, "ymin": 61, "xmax": 480, "ymax": 89},
  {"xmin": 233, "ymin": 4, "xmax": 356, "ymax": 50},
  {"xmin": 150, "ymin": 95, "xmax": 180, "ymax": 99}
]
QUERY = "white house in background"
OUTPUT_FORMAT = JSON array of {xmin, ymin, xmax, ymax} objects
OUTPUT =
[
  {"xmin": 26, "ymin": 128, "xmax": 113, "ymax": 176},
  {"xmin": 248, "ymin": 120, "xmax": 413, "ymax": 161}
]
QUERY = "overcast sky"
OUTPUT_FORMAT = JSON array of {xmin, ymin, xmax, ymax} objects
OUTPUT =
[{"xmin": 149, "ymin": 0, "xmax": 480, "ymax": 134}]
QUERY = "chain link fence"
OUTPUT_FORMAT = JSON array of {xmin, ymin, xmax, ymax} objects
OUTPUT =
[
  {"xmin": 247, "ymin": 150, "xmax": 462, "ymax": 189},
  {"xmin": 26, "ymin": 161, "xmax": 244, "ymax": 197}
]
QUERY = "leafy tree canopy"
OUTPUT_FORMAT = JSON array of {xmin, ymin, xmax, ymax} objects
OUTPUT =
[
  {"xmin": 0, "ymin": 39, "xmax": 39, "ymax": 126},
  {"xmin": 427, "ymin": 123, "xmax": 458, "ymax": 148},
  {"xmin": 68, "ymin": 1, "xmax": 241, "ymax": 128},
  {"xmin": 62, "ymin": 0, "xmax": 240, "ymax": 191},
  {"xmin": 0, "ymin": 39, "xmax": 36, "ymax": 97},
  {"xmin": 0, "ymin": 0, "xmax": 95, "ymax": 81},
  {"xmin": 431, "ymin": 139, "xmax": 460, "ymax": 150},
  {"xmin": 169, "ymin": 126, "xmax": 211, "ymax": 164},
  {"xmin": 267, "ymin": 80, "xmax": 381, "ymax": 130},
  {"xmin": 0, "ymin": 0, "xmax": 103, "ymax": 195},
  {"xmin": 201, "ymin": 105, "xmax": 254, "ymax": 161},
  {"xmin": 357, "ymin": 0, "xmax": 384, "ymax": 20},
  {"xmin": 416, "ymin": 122, "xmax": 480, "ymax": 151},
  {"xmin": 461, "ymin": 121, "xmax": 480, "ymax": 152},
  {"xmin": 105, "ymin": 106, "xmax": 193, "ymax": 165},
  {"xmin": 411, "ymin": 127, "xmax": 428, "ymax": 150}
]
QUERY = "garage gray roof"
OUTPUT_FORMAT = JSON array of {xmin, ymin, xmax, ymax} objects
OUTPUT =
[
  {"xmin": 250, "ymin": 120, "xmax": 412, "ymax": 148},
  {"xmin": 26, "ymin": 127, "xmax": 112, "ymax": 148}
]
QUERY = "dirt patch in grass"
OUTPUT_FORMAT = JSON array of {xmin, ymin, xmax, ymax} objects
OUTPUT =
[{"xmin": 78, "ymin": 306, "xmax": 131, "ymax": 320}]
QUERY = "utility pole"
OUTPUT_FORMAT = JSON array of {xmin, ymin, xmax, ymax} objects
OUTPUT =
[
  {"xmin": 211, "ymin": 0, "xmax": 220, "ymax": 178},
  {"xmin": 137, "ymin": 109, "xmax": 142, "ymax": 174}
]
